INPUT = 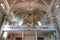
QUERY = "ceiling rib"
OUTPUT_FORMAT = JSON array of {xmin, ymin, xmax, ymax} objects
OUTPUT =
[
  {"xmin": 3, "ymin": 0, "xmax": 9, "ymax": 11},
  {"xmin": 9, "ymin": 0, "xmax": 17, "ymax": 11},
  {"xmin": 41, "ymin": 0, "xmax": 49, "ymax": 7}
]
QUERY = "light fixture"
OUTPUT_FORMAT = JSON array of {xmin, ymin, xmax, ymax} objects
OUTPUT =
[
  {"xmin": 0, "ymin": 4, "xmax": 5, "ymax": 9},
  {"xmin": 3, "ymin": 32, "xmax": 8, "ymax": 39},
  {"xmin": 38, "ymin": 21, "xmax": 42, "ymax": 26},
  {"xmin": 56, "ymin": 5, "xmax": 59, "ymax": 8},
  {"xmin": 19, "ymin": 20, "xmax": 23, "ymax": 26}
]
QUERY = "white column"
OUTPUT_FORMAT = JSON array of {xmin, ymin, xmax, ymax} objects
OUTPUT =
[
  {"xmin": 3, "ymin": 32, "xmax": 8, "ymax": 40},
  {"xmin": 35, "ymin": 31, "xmax": 37, "ymax": 40},
  {"xmin": 22, "ymin": 31, "xmax": 24, "ymax": 40},
  {"xmin": 11, "ymin": 34, "xmax": 13, "ymax": 40}
]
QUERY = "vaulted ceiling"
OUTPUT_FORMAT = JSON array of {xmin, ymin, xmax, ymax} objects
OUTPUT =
[
  {"xmin": 0, "ymin": 0, "xmax": 59, "ymax": 27},
  {"xmin": 4, "ymin": 0, "xmax": 56, "ymax": 12}
]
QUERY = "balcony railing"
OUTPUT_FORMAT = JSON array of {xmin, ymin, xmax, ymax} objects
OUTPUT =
[{"xmin": 1, "ymin": 24, "xmax": 56, "ymax": 31}]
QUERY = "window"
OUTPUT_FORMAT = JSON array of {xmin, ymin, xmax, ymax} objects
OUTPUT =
[
  {"xmin": 38, "ymin": 37, "xmax": 44, "ymax": 40},
  {"xmin": 16, "ymin": 37, "xmax": 22, "ymax": 40}
]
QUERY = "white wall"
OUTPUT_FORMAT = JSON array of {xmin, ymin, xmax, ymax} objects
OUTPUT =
[{"xmin": 24, "ymin": 34, "xmax": 36, "ymax": 40}]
